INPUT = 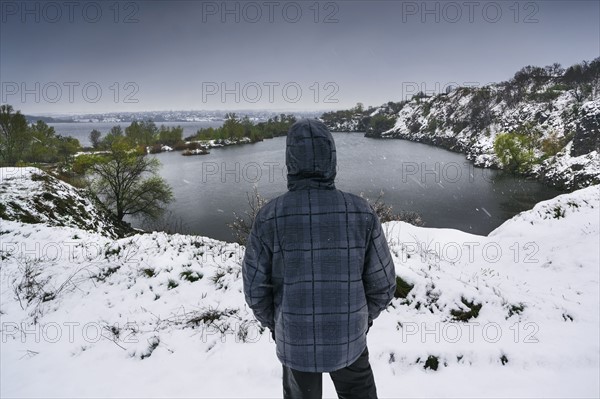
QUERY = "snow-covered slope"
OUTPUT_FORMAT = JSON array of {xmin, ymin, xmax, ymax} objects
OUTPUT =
[
  {"xmin": 0, "ymin": 167, "xmax": 131, "ymax": 238},
  {"xmin": 1, "ymin": 169, "xmax": 599, "ymax": 398}
]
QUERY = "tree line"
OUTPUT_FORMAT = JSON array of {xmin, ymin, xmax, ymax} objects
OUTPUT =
[
  {"xmin": 0, "ymin": 105, "xmax": 80, "ymax": 166},
  {"xmin": 89, "ymin": 121, "xmax": 184, "ymax": 151},
  {"xmin": 0, "ymin": 104, "xmax": 174, "ymax": 225},
  {"xmin": 320, "ymin": 102, "xmax": 402, "ymax": 135},
  {"xmin": 0, "ymin": 105, "xmax": 187, "ymax": 166},
  {"xmin": 186, "ymin": 113, "xmax": 297, "ymax": 142}
]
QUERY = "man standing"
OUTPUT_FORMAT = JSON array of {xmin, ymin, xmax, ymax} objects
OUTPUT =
[{"xmin": 243, "ymin": 119, "xmax": 396, "ymax": 399}]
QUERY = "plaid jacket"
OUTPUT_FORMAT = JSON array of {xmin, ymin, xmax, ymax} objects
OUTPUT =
[{"xmin": 242, "ymin": 119, "xmax": 396, "ymax": 372}]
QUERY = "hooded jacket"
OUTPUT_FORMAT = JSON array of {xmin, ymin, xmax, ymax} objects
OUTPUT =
[{"xmin": 242, "ymin": 119, "xmax": 396, "ymax": 372}]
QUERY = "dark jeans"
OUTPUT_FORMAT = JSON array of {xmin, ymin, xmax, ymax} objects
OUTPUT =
[{"xmin": 282, "ymin": 347, "xmax": 377, "ymax": 399}]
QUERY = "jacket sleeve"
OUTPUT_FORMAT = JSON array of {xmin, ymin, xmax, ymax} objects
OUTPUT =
[
  {"xmin": 363, "ymin": 211, "xmax": 396, "ymax": 322},
  {"xmin": 242, "ymin": 216, "xmax": 275, "ymax": 331}
]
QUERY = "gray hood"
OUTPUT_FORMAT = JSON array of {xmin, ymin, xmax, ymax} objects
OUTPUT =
[{"xmin": 286, "ymin": 119, "xmax": 337, "ymax": 191}]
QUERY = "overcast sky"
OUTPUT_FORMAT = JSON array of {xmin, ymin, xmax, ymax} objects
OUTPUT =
[{"xmin": 1, "ymin": 0, "xmax": 598, "ymax": 115}]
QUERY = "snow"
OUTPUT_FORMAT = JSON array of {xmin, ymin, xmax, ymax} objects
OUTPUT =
[
  {"xmin": 0, "ymin": 167, "xmax": 126, "ymax": 238},
  {"xmin": 186, "ymin": 137, "xmax": 252, "ymax": 148},
  {"xmin": 381, "ymin": 83, "xmax": 600, "ymax": 188},
  {"xmin": 1, "ymin": 168, "xmax": 599, "ymax": 398}
]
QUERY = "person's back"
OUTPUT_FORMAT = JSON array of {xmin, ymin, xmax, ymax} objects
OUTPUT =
[{"xmin": 243, "ymin": 119, "xmax": 396, "ymax": 398}]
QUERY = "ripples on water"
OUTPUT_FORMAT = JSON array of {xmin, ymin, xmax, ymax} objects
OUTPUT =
[{"xmin": 144, "ymin": 133, "xmax": 562, "ymax": 242}]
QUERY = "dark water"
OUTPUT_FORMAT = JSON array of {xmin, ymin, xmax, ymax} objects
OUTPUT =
[
  {"xmin": 49, "ymin": 121, "xmax": 223, "ymax": 147},
  {"xmin": 144, "ymin": 133, "xmax": 562, "ymax": 242}
]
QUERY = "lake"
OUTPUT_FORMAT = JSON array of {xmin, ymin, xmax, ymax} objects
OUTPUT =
[
  {"xmin": 48, "ymin": 123, "xmax": 563, "ymax": 242},
  {"xmin": 142, "ymin": 133, "xmax": 562, "ymax": 242}
]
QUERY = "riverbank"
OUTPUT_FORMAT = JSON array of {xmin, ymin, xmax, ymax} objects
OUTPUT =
[
  {"xmin": 146, "ymin": 136, "xmax": 257, "ymax": 155},
  {"xmin": 376, "ymin": 94, "xmax": 600, "ymax": 191}
]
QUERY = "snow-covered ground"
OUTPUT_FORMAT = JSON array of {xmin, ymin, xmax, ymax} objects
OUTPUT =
[{"xmin": 1, "ymin": 168, "xmax": 599, "ymax": 398}]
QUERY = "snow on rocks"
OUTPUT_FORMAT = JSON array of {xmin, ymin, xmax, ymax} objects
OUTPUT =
[{"xmin": 382, "ymin": 88, "xmax": 599, "ymax": 189}]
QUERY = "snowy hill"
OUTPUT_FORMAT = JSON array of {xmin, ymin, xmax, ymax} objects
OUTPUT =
[
  {"xmin": 380, "ymin": 90, "xmax": 599, "ymax": 190},
  {"xmin": 0, "ymin": 167, "xmax": 132, "ymax": 238},
  {"xmin": 1, "ymin": 169, "xmax": 599, "ymax": 398}
]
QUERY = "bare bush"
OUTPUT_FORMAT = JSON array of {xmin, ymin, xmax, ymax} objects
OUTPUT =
[
  {"xmin": 141, "ymin": 210, "xmax": 191, "ymax": 235},
  {"xmin": 12, "ymin": 257, "xmax": 101, "ymax": 323},
  {"xmin": 228, "ymin": 186, "xmax": 267, "ymax": 245},
  {"xmin": 361, "ymin": 191, "xmax": 425, "ymax": 226},
  {"xmin": 13, "ymin": 258, "xmax": 53, "ymax": 309}
]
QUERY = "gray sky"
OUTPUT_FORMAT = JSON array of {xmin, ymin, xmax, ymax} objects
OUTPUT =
[{"xmin": 1, "ymin": 0, "xmax": 598, "ymax": 114}]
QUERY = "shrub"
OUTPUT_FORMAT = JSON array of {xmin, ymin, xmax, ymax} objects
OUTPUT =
[
  {"xmin": 528, "ymin": 89, "xmax": 562, "ymax": 103},
  {"xmin": 493, "ymin": 132, "xmax": 536, "ymax": 173},
  {"xmin": 468, "ymin": 88, "xmax": 495, "ymax": 131},
  {"xmin": 13, "ymin": 258, "xmax": 52, "ymax": 305},
  {"xmin": 140, "ymin": 337, "xmax": 160, "ymax": 360},
  {"xmin": 424, "ymin": 355, "xmax": 439, "ymax": 371},
  {"xmin": 550, "ymin": 205, "xmax": 565, "ymax": 219},
  {"xmin": 540, "ymin": 131, "xmax": 565, "ymax": 158},
  {"xmin": 211, "ymin": 270, "xmax": 227, "ymax": 288},
  {"xmin": 366, "ymin": 114, "xmax": 396, "ymax": 136},
  {"xmin": 422, "ymin": 102, "xmax": 431, "ymax": 117},
  {"xmin": 94, "ymin": 266, "xmax": 120, "ymax": 282},
  {"xmin": 507, "ymin": 303, "xmax": 525, "ymax": 318},
  {"xmin": 394, "ymin": 276, "xmax": 414, "ymax": 299},
  {"xmin": 450, "ymin": 297, "xmax": 482, "ymax": 321},
  {"xmin": 180, "ymin": 270, "xmax": 203, "ymax": 282},
  {"xmin": 361, "ymin": 191, "xmax": 425, "ymax": 226},
  {"xmin": 186, "ymin": 308, "xmax": 239, "ymax": 335},
  {"xmin": 167, "ymin": 278, "xmax": 179, "ymax": 290},
  {"xmin": 141, "ymin": 268, "xmax": 156, "ymax": 278}
]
